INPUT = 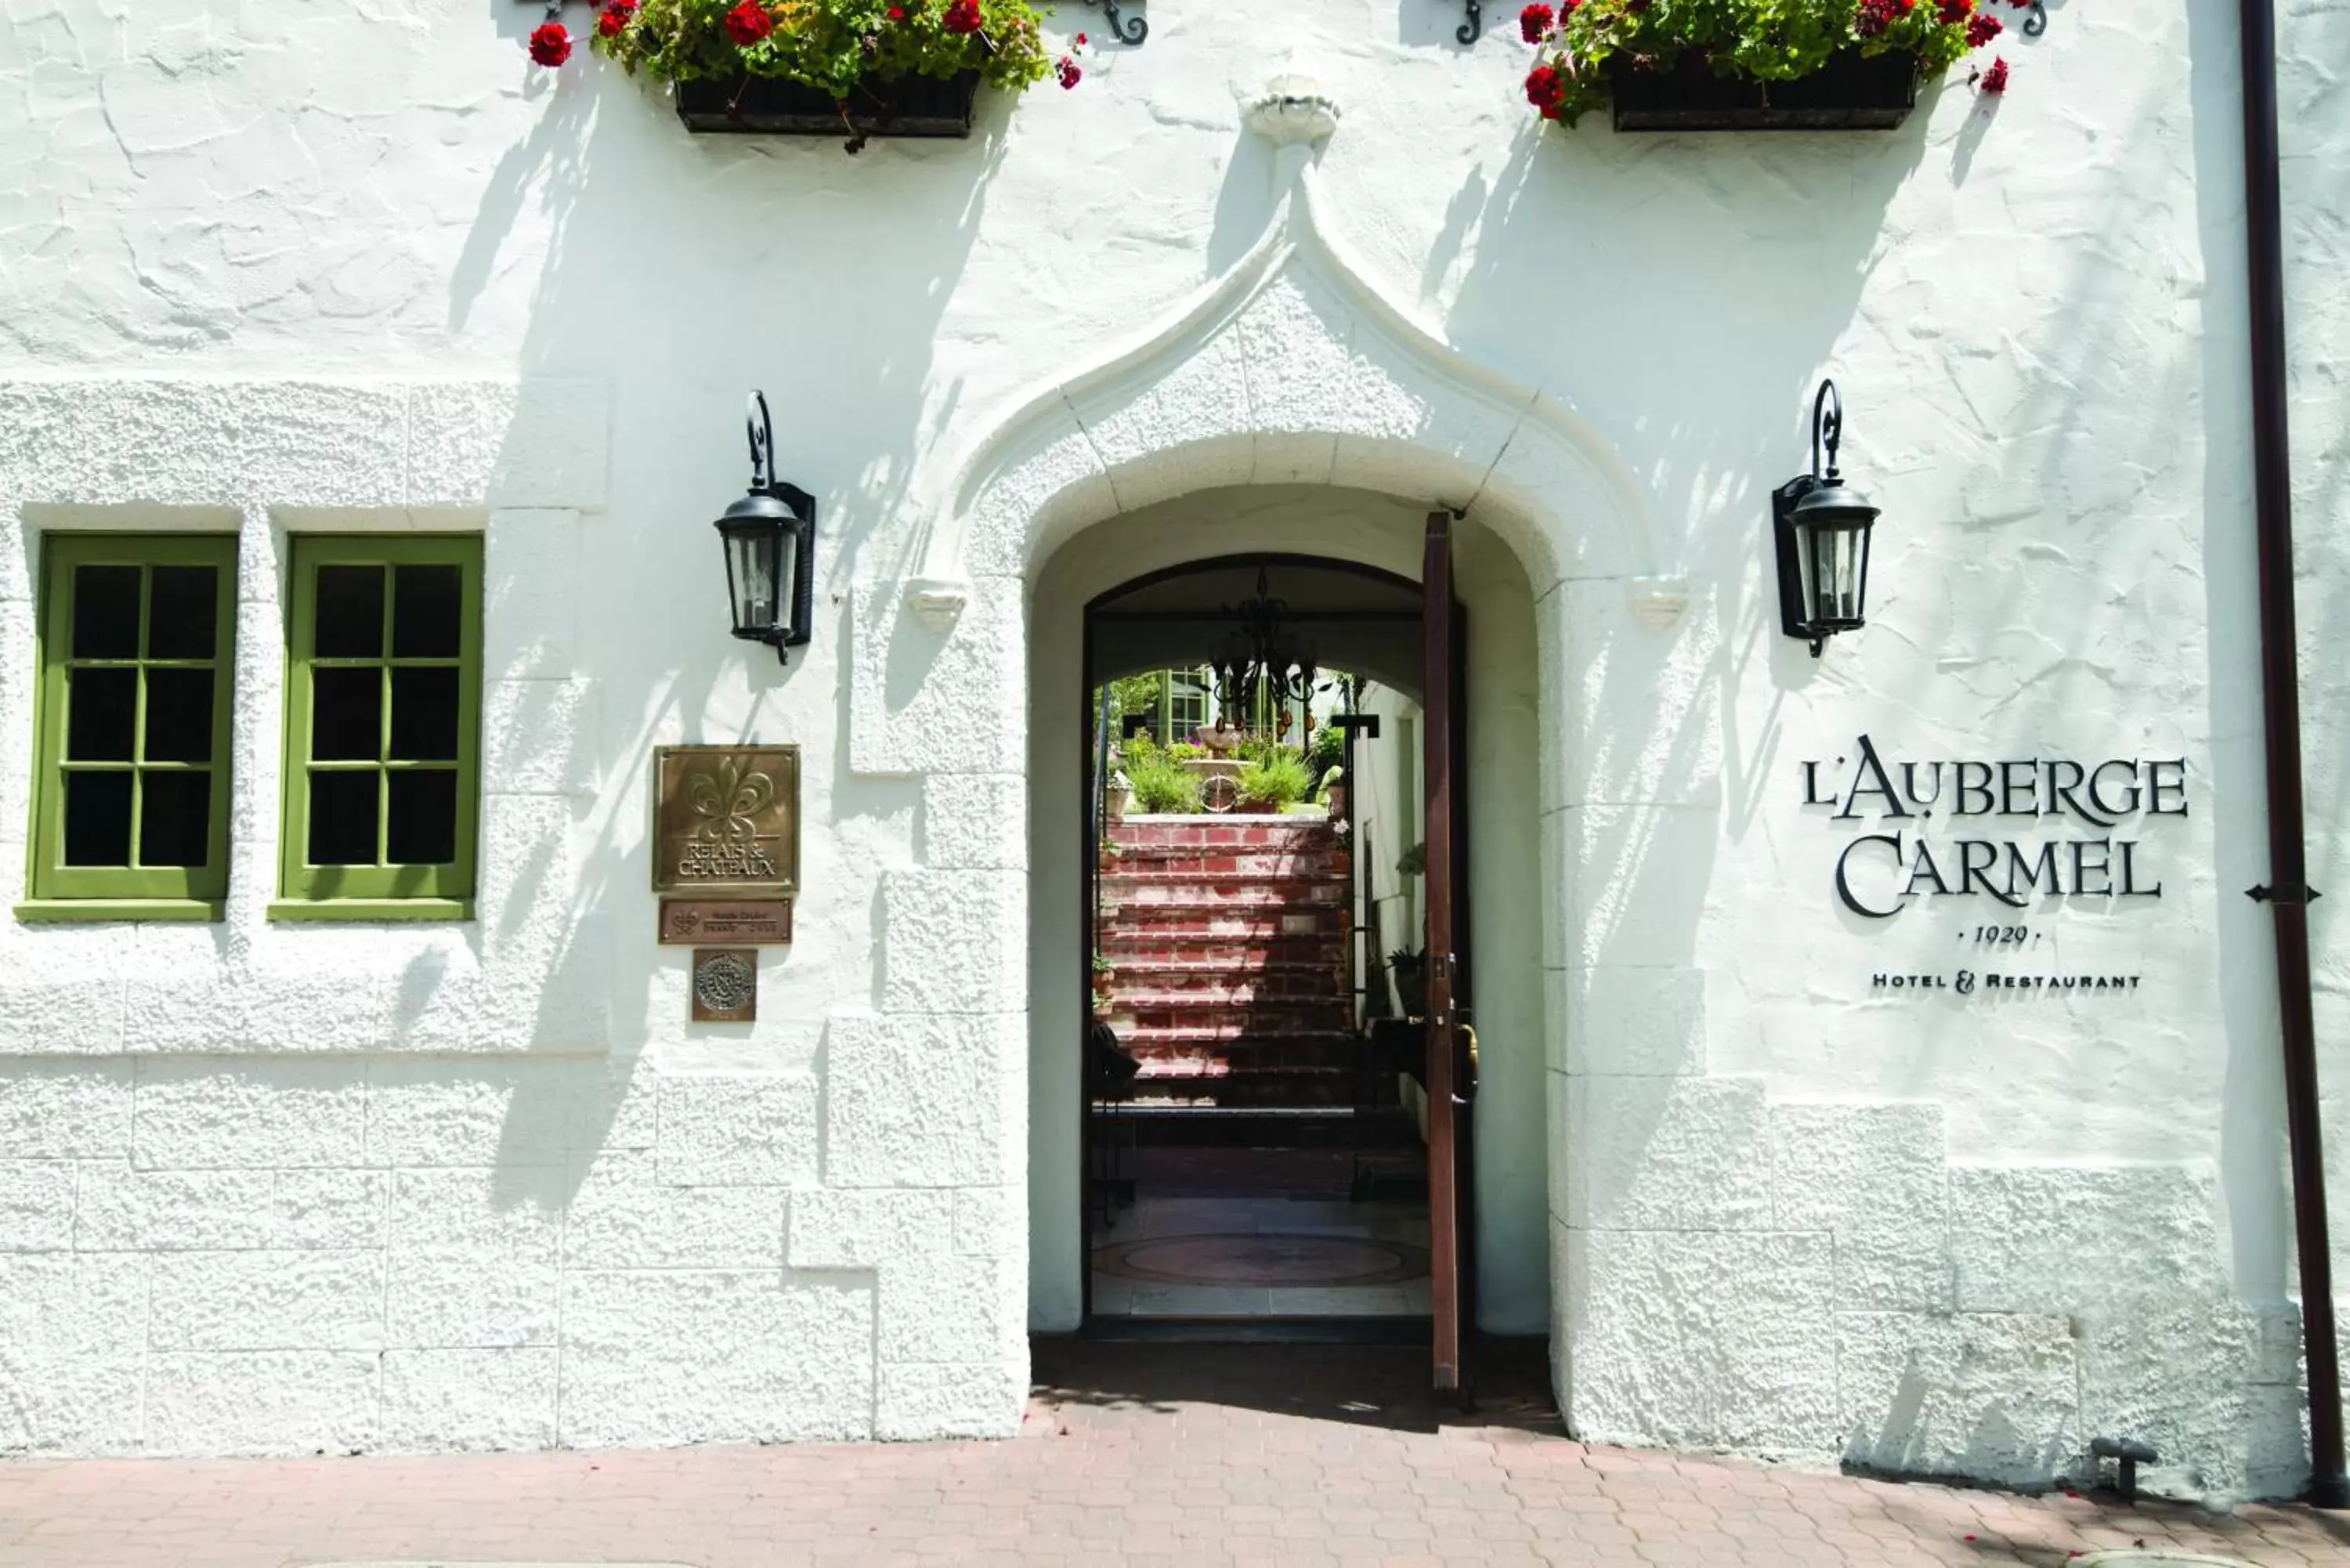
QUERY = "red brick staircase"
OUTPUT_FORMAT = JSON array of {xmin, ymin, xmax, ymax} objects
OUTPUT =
[{"xmin": 1096, "ymin": 817, "xmax": 1365, "ymax": 1134}]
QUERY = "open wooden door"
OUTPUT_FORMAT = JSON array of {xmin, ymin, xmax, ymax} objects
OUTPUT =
[{"xmin": 1422, "ymin": 512, "xmax": 1477, "ymax": 1399}]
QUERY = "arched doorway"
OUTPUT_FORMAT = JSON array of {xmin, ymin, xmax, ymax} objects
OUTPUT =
[{"xmin": 1027, "ymin": 487, "xmax": 1552, "ymax": 1379}]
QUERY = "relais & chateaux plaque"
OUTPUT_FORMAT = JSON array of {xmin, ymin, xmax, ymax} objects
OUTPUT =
[{"xmin": 652, "ymin": 745, "xmax": 801, "ymax": 895}]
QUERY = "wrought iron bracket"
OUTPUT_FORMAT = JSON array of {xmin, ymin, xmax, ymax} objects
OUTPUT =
[
  {"xmin": 2021, "ymin": 0, "xmax": 2048, "ymax": 35},
  {"xmin": 2249, "ymin": 883, "xmax": 2324, "ymax": 904},
  {"xmin": 1079, "ymin": 0, "xmax": 1147, "ymax": 45},
  {"xmin": 1458, "ymin": 0, "xmax": 1483, "ymax": 45}
]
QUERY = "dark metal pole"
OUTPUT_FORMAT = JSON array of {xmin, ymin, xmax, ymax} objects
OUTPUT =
[{"xmin": 2238, "ymin": 0, "xmax": 2348, "ymax": 1507}]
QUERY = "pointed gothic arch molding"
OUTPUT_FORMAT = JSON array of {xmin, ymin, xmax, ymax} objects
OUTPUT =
[{"xmin": 903, "ymin": 166, "xmax": 1668, "ymax": 614}]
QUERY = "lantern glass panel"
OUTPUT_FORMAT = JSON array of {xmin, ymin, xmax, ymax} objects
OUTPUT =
[
  {"xmin": 723, "ymin": 526, "xmax": 782, "ymax": 639},
  {"xmin": 1806, "ymin": 517, "xmax": 1870, "ymax": 627}
]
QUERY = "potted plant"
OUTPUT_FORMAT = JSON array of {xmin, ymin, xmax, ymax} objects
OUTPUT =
[
  {"xmin": 1091, "ymin": 954, "xmax": 1118, "ymax": 1013},
  {"xmin": 1387, "ymin": 949, "xmax": 1429, "ymax": 1021},
  {"xmin": 1104, "ymin": 768, "xmax": 1133, "ymax": 824},
  {"xmin": 532, "ymin": 0, "xmax": 1083, "ymax": 146},
  {"xmin": 1516, "ymin": 0, "xmax": 2011, "ymax": 133}
]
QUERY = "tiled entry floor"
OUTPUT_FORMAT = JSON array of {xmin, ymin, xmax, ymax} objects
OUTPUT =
[{"xmin": 1090, "ymin": 1194, "xmax": 1433, "ymax": 1317}]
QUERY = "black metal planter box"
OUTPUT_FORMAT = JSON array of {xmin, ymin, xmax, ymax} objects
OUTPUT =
[
  {"xmin": 1607, "ymin": 50, "xmax": 1919, "ymax": 132},
  {"xmin": 674, "ymin": 70, "xmax": 981, "ymax": 137}
]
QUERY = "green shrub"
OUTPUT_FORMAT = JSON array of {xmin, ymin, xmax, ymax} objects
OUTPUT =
[
  {"xmin": 1119, "ymin": 731, "xmax": 1159, "ymax": 766},
  {"xmin": 1128, "ymin": 755, "xmax": 1202, "ymax": 815},
  {"xmin": 1307, "ymin": 723, "xmax": 1347, "ymax": 775},
  {"xmin": 1166, "ymin": 741, "xmax": 1207, "ymax": 762},
  {"xmin": 1237, "ymin": 750, "xmax": 1314, "ymax": 811}
]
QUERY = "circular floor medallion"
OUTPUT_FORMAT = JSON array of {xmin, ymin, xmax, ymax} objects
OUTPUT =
[{"xmin": 1095, "ymin": 1232, "xmax": 1430, "ymax": 1288}]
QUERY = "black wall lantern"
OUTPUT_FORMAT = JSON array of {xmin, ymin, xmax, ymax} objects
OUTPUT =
[
  {"xmin": 1771, "ymin": 379, "xmax": 1880, "ymax": 656},
  {"xmin": 714, "ymin": 391, "xmax": 816, "ymax": 664}
]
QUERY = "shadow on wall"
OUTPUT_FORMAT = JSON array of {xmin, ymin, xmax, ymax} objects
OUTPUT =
[{"xmin": 450, "ymin": 30, "xmax": 1007, "ymax": 1202}]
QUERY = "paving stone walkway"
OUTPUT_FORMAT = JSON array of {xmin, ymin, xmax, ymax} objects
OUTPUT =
[{"xmin": 2, "ymin": 1342, "xmax": 2343, "ymax": 1567}]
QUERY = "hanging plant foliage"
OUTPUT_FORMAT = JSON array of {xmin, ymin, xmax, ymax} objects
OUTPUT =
[{"xmin": 1517, "ymin": 0, "xmax": 2012, "ymax": 131}]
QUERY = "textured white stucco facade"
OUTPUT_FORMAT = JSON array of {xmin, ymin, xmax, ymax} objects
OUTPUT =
[{"xmin": 3, "ymin": 0, "xmax": 2348, "ymax": 1505}]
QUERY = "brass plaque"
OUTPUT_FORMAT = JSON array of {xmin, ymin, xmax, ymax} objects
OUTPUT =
[
  {"xmin": 660, "ymin": 898, "xmax": 794, "ymax": 946},
  {"xmin": 690, "ymin": 948, "xmax": 758, "ymax": 1023},
  {"xmin": 653, "ymin": 746, "xmax": 800, "ymax": 894}
]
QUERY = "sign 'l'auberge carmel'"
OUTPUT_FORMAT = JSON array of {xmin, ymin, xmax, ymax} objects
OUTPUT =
[{"xmin": 1803, "ymin": 734, "xmax": 2186, "ymax": 919}]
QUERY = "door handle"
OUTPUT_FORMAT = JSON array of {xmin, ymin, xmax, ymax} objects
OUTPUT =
[{"xmin": 1459, "ymin": 1023, "xmax": 1480, "ymax": 1099}]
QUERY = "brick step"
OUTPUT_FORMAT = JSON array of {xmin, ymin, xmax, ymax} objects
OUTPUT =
[
  {"xmin": 1119, "ymin": 1023, "xmax": 1360, "ymax": 1050},
  {"xmin": 1108, "ymin": 836, "xmax": 1347, "ymax": 861},
  {"xmin": 1099, "ymin": 881, "xmax": 1348, "ymax": 910},
  {"xmin": 1098, "ymin": 910, "xmax": 1347, "ymax": 941},
  {"xmin": 1103, "ymin": 857, "xmax": 1351, "ymax": 883},
  {"xmin": 1122, "ymin": 1046, "xmax": 1365, "ymax": 1080},
  {"xmin": 1098, "ymin": 932, "xmax": 1346, "ymax": 960},
  {"xmin": 1111, "ymin": 821, "xmax": 1340, "ymax": 850},
  {"xmin": 1123, "ymin": 1064, "xmax": 1359, "ymax": 1109},
  {"xmin": 1096, "ymin": 1107, "xmax": 1423, "ymax": 1151},
  {"xmin": 1104, "ymin": 972, "xmax": 1346, "ymax": 1003},
  {"xmin": 1117, "ymin": 1004, "xmax": 1354, "ymax": 1036}
]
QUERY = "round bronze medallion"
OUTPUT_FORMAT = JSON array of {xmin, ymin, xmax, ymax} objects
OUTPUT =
[{"xmin": 693, "ymin": 951, "xmax": 756, "ymax": 1014}]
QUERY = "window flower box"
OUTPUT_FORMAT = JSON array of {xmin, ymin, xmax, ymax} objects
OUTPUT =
[
  {"xmin": 1605, "ymin": 49, "xmax": 1919, "ymax": 132},
  {"xmin": 1517, "ymin": 0, "xmax": 2012, "ymax": 134},
  {"xmin": 673, "ymin": 69, "xmax": 982, "ymax": 136}
]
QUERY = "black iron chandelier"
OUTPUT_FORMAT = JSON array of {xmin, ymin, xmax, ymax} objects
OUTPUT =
[{"xmin": 1212, "ymin": 568, "xmax": 1318, "ymax": 720}]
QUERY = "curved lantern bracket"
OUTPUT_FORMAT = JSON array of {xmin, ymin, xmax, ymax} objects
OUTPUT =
[{"xmin": 1076, "ymin": 0, "xmax": 1148, "ymax": 45}]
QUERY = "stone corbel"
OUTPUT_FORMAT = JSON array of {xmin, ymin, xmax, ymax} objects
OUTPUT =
[
  {"xmin": 904, "ymin": 576, "xmax": 971, "ymax": 629},
  {"xmin": 1626, "ymin": 576, "xmax": 1690, "ymax": 630}
]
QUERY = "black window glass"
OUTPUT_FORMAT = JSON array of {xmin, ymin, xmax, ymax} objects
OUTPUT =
[
  {"xmin": 389, "ymin": 668, "xmax": 460, "ymax": 761},
  {"xmin": 313, "ymin": 565, "xmax": 385, "ymax": 657},
  {"xmin": 311, "ymin": 668, "xmax": 382, "ymax": 761},
  {"xmin": 307, "ymin": 772, "xmax": 379, "ymax": 865},
  {"xmin": 387, "ymin": 771, "xmax": 458, "ymax": 865},
  {"xmin": 72, "ymin": 565, "xmax": 142, "ymax": 659},
  {"xmin": 146, "ymin": 566, "xmax": 219, "ymax": 660},
  {"xmin": 67, "ymin": 669, "xmax": 137, "ymax": 761},
  {"xmin": 138, "ymin": 773, "xmax": 211, "ymax": 867},
  {"xmin": 63, "ymin": 771, "xmax": 132, "ymax": 866},
  {"xmin": 392, "ymin": 565, "xmax": 464, "ymax": 658},
  {"xmin": 143, "ymin": 669, "xmax": 215, "ymax": 764}
]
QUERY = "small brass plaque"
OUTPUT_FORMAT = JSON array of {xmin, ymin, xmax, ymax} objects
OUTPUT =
[
  {"xmin": 660, "ymin": 898, "xmax": 794, "ymax": 946},
  {"xmin": 690, "ymin": 948, "xmax": 758, "ymax": 1023},
  {"xmin": 653, "ymin": 745, "xmax": 800, "ymax": 895}
]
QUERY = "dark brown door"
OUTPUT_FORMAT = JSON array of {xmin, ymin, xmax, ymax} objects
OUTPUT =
[{"xmin": 1422, "ymin": 512, "xmax": 1477, "ymax": 1399}]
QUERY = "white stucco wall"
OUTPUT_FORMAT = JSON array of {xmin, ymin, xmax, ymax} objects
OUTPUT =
[{"xmin": 2, "ymin": 0, "xmax": 2346, "ymax": 1503}]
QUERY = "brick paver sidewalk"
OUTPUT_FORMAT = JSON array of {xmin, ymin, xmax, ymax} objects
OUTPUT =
[{"xmin": 2, "ymin": 1341, "xmax": 2343, "ymax": 1566}]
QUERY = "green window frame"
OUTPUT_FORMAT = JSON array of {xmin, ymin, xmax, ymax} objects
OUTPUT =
[
  {"xmin": 274, "ymin": 535, "xmax": 483, "ymax": 921},
  {"xmin": 20, "ymin": 534, "xmax": 240, "ymax": 921}
]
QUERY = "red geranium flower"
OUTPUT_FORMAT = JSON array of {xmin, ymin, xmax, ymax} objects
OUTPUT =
[
  {"xmin": 1524, "ymin": 63, "xmax": 1566, "ymax": 111},
  {"xmin": 1076, "ymin": 31, "xmax": 1087, "ymax": 43},
  {"xmin": 1057, "ymin": 55, "xmax": 1082, "ymax": 88},
  {"xmin": 725, "ymin": 0, "xmax": 776, "ymax": 45},
  {"xmin": 1981, "ymin": 55, "xmax": 2009, "ymax": 91},
  {"xmin": 943, "ymin": 0, "xmax": 983, "ymax": 31},
  {"xmin": 1936, "ymin": 0, "xmax": 1970, "ymax": 22},
  {"xmin": 886, "ymin": 5, "xmax": 906, "ymax": 16},
  {"xmin": 528, "ymin": 20, "xmax": 572, "ymax": 66},
  {"xmin": 597, "ymin": 4, "xmax": 633, "ymax": 38},
  {"xmin": 1965, "ymin": 13, "xmax": 2001, "ymax": 44},
  {"xmin": 1854, "ymin": 0, "xmax": 1897, "ymax": 37},
  {"xmin": 1519, "ymin": 3, "xmax": 1556, "ymax": 41}
]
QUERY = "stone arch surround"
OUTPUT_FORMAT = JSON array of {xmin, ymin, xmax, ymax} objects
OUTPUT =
[{"xmin": 837, "ymin": 172, "xmax": 2312, "ymax": 1495}]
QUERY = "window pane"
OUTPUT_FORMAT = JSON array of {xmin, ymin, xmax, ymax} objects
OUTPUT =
[
  {"xmin": 392, "ymin": 565, "xmax": 464, "ymax": 658},
  {"xmin": 147, "ymin": 566, "xmax": 219, "ymax": 659},
  {"xmin": 387, "ymin": 771, "xmax": 457, "ymax": 865},
  {"xmin": 72, "ymin": 565, "xmax": 142, "ymax": 659},
  {"xmin": 63, "ymin": 771, "xmax": 132, "ymax": 866},
  {"xmin": 138, "ymin": 772, "xmax": 211, "ymax": 867},
  {"xmin": 67, "ymin": 668, "xmax": 137, "ymax": 761},
  {"xmin": 313, "ymin": 565, "xmax": 385, "ymax": 657},
  {"xmin": 389, "ymin": 667, "xmax": 459, "ymax": 761},
  {"xmin": 311, "ymin": 667, "xmax": 383, "ymax": 761},
  {"xmin": 307, "ymin": 771, "xmax": 379, "ymax": 865},
  {"xmin": 143, "ymin": 669, "xmax": 215, "ymax": 764}
]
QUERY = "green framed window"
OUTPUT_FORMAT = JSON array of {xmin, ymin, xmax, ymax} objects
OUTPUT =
[
  {"xmin": 23, "ymin": 535, "xmax": 239, "ymax": 919},
  {"xmin": 276, "ymin": 535, "xmax": 482, "ymax": 919}
]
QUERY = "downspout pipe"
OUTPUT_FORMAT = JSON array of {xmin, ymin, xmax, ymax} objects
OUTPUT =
[{"xmin": 2236, "ymin": 0, "xmax": 2349, "ymax": 1508}]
